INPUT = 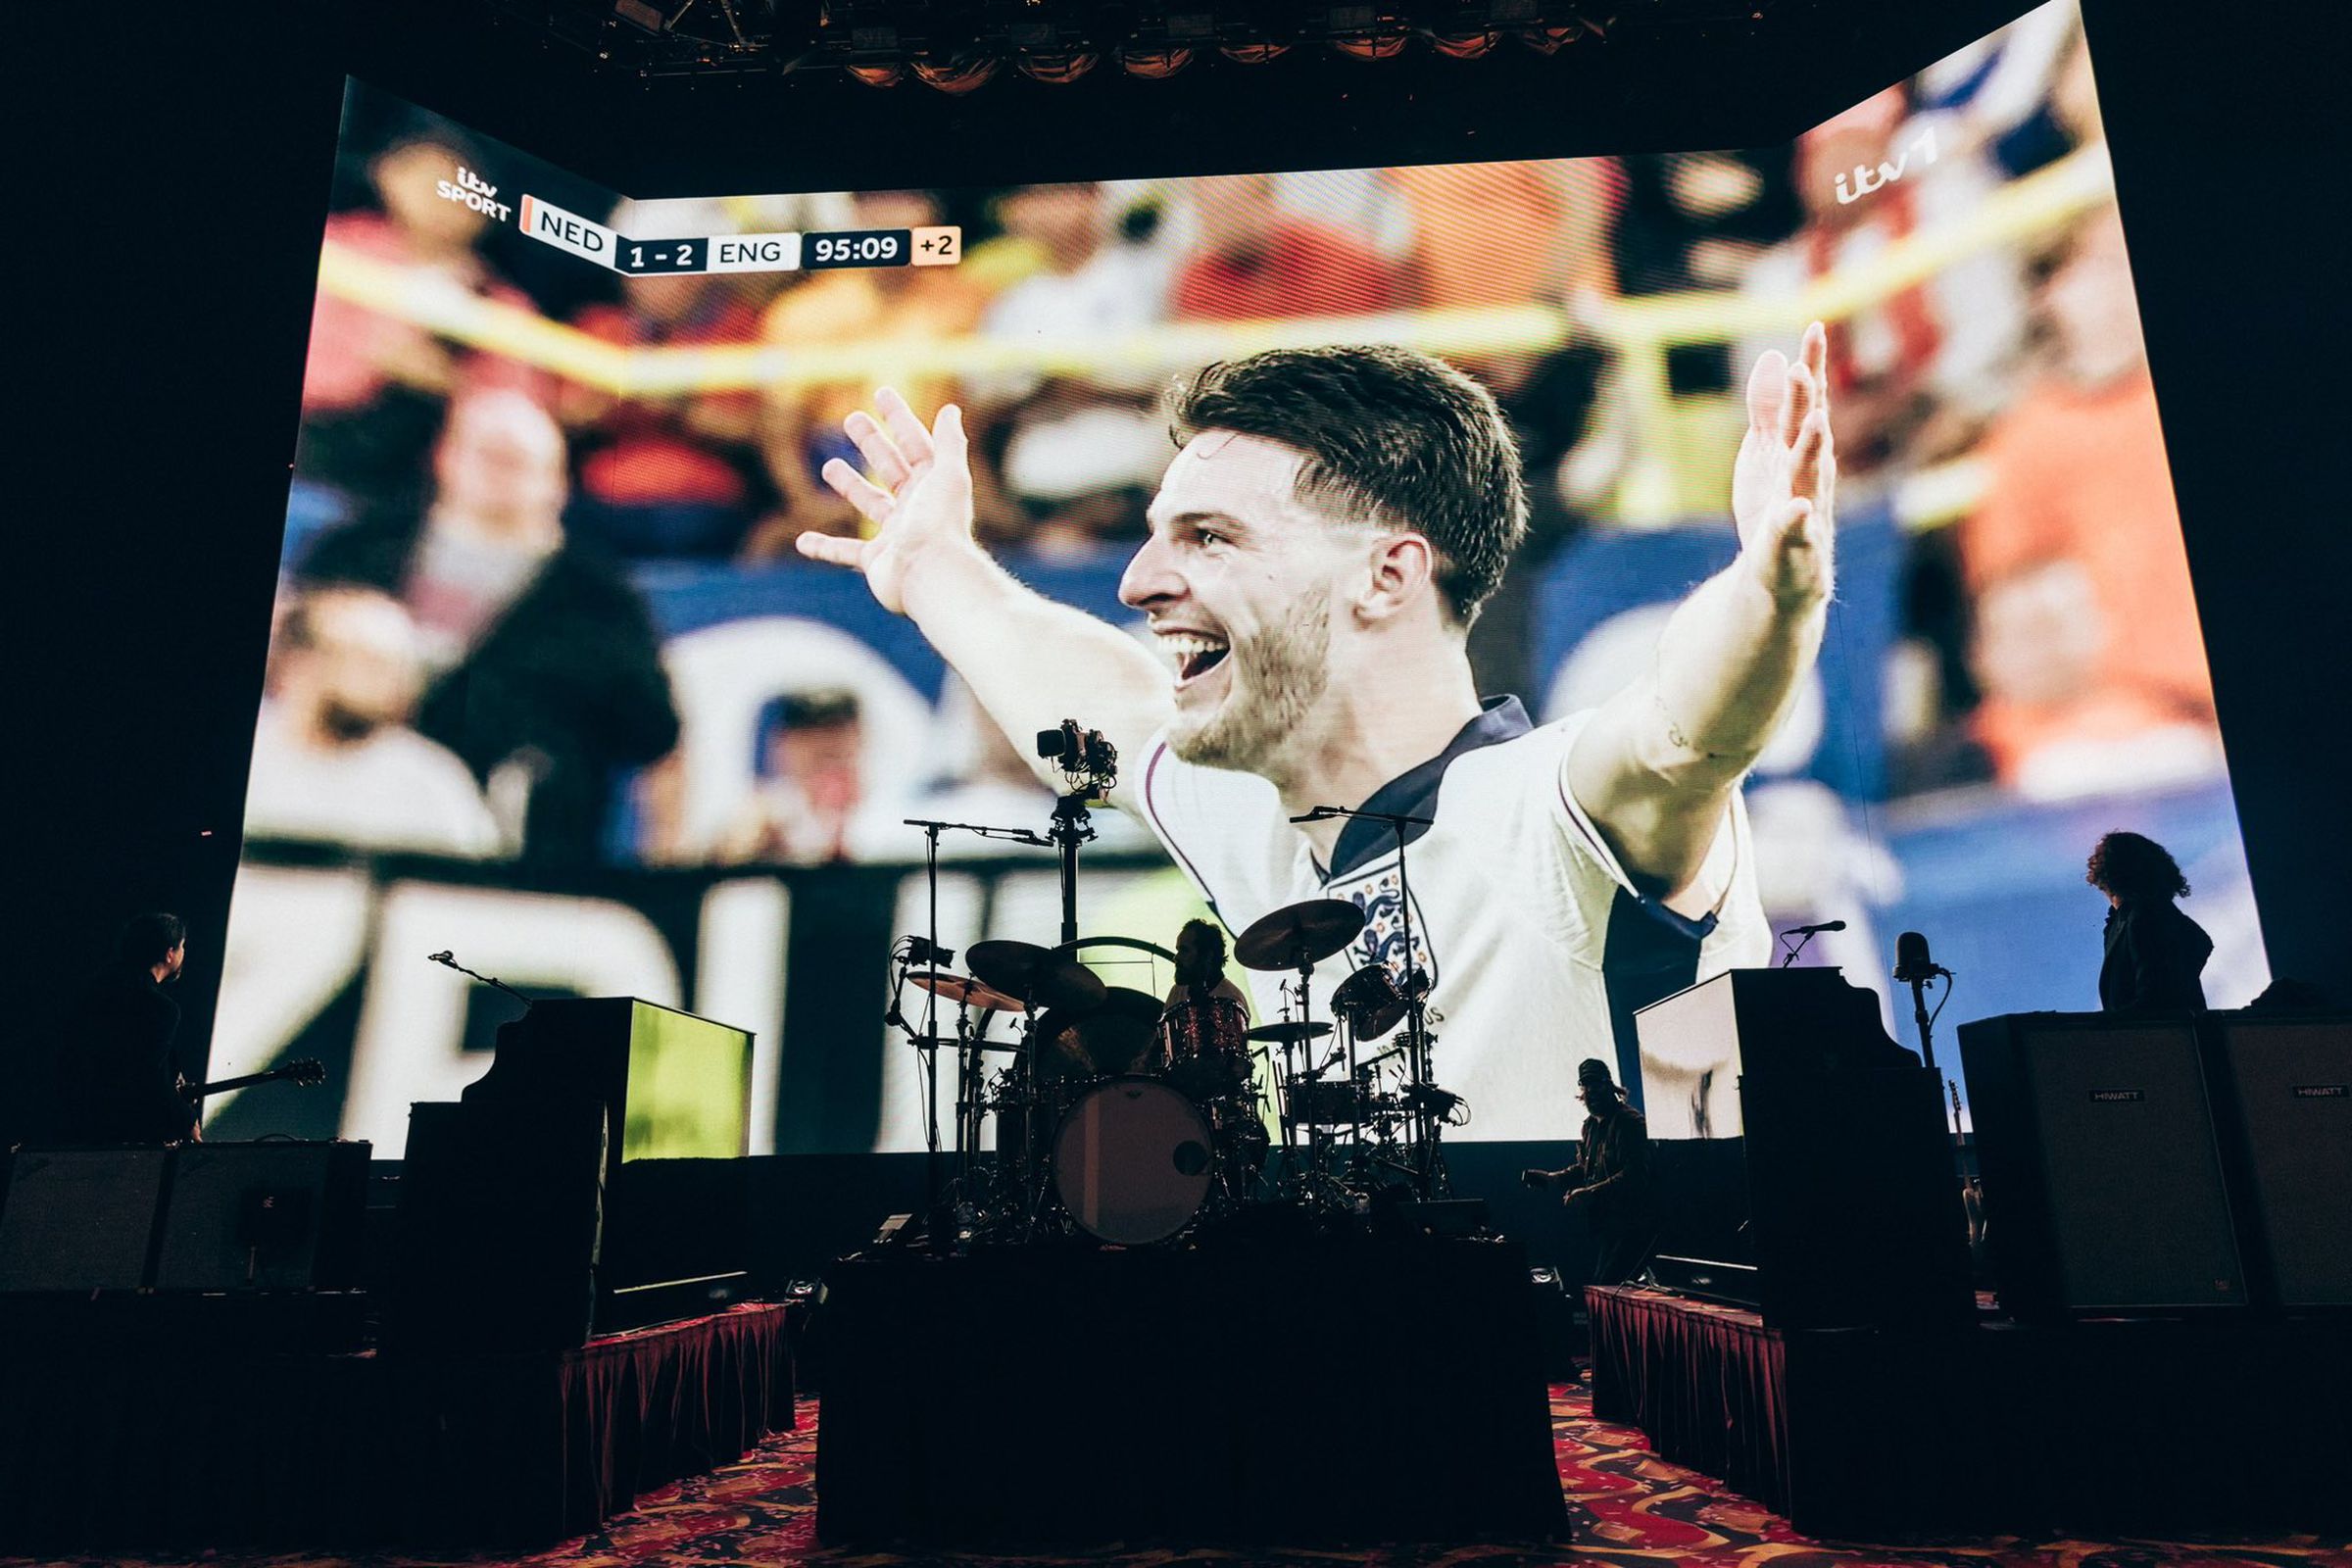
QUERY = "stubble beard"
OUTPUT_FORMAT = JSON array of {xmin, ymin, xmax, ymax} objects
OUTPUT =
[{"xmin": 1169, "ymin": 589, "xmax": 1331, "ymax": 782}]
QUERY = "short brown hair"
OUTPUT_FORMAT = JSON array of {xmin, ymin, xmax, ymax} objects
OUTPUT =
[{"xmin": 1168, "ymin": 346, "xmax": 1528, "ymax": 627}]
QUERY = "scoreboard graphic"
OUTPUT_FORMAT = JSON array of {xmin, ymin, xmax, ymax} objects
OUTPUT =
[{"xmin": 517, "ymin": 193, "xmax": 960, "ymax": 275}]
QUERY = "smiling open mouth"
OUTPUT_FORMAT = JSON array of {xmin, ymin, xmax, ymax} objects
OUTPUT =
[{"xmin": 1163, "ymin": 633, "xmax": 1231, "ymax": 684}]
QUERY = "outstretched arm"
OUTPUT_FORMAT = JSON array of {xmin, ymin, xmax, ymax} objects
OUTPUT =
[
  {"xmin": 1566, "ymin": 323, "xmax": 1839, "ymax": 901},
  {"xmin": 796, "ymin": 389, "xmax": 1174, "ymax": 797}
]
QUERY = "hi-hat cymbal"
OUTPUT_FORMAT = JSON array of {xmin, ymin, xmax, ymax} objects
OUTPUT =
[
  {"xmin": 1234, "ymin": 899, "xmax": 1366, "ymax": 972},
  {"xmin": 1246, "ymin": 1019, "xmax": 1334, "ymax": 1045},
  {"xmin": 906, "ymin": 969, "xmax": 1022, "ymax": 1013},
  {"xmin": 967, "ymin": 939, "xmax": 1106, "ymax": 1010}
]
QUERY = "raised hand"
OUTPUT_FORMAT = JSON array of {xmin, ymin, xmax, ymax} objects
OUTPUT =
[
  {"xmin": 1730, "ymin": 321, "xmax": 1838, "ymax": 609},
  {"xmin": 795, "ymin": 387, "xmax": 977, "ymax": 616}
]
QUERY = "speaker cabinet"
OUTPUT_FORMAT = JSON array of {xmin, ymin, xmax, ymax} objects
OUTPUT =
[
  {"xmin": 0, "ymin": 1148, "xmax": 170, "ymax": 1292},
  {"xmin": 152, "ymin": 1140, "xmax": 369, "ymax": 1292},
  {"xmin": 2208, "ymin": 1014, "xmax": 2352, "ymax": 1307},
  {"xmin": 1960, "ymin": 1014, "xmax": 2243, "ymax": 1317},
  {"xmin": 384, "ymin": 1099, "xmax": 606, "ymax": 1352}
]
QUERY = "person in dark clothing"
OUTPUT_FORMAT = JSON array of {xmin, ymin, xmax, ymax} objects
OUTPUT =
[
  {"xmin": 2087, "ymin": 830, "xmax": 2213, "ymax": 1013},
  {"xmin": 52, "ymin": 913, "xmax": 199, "ymax": 1145},
  {"xmin": 296, "ymin": 390, "xmax": 680, "ymax": 864},
  {"xmin": 1522, "ymin": 1056, "xmax": 1656, "ymax": 1285}
]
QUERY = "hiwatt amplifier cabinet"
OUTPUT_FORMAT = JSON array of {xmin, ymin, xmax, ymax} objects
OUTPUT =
[
  {"xmin": 152, "ymin": 1140, "xmax": 369, "ymax": 1291},
  {"xmin": 0, "ymin": 1148, "xmax": 171, "ymax": 1293},
  {"xmin": 2206, "ymin": 1013, "xmax": 2352, "ymax": 1307},
  {"xmin": 1959, "ymin": 1013, "xmax": 2243, "ymax": 1317}
]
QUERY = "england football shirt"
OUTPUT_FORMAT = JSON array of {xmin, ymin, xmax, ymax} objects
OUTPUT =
[{"xmin": 1129, "ymin": 697, "xmax": 1771, "ymax": 1142}]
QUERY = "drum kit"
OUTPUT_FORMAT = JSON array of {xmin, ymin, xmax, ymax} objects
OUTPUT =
[
  {"xmin": 897, "ymin": 895, "xmax": 1463, "ymax": 1250},
  {"xmin": 890, "ymin": 721, "xmax": 1464, "ymax": 1250}
]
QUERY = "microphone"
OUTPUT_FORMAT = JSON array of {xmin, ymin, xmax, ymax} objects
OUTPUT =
[
  {"xmin": 1892, "ymin": 930, "xmax": 1947, "ymax": 984},
  {"xmin": 1288, "ymin": 806, "xmax": 1341, "ymax": 823},
  {"xmin": 426, "ymin": 951, "xmax": 455, "ymax": 965},
  {"xmin": 906, "ymin": 935, "xmax": 956, "ymax": 968},
  {"xmin": 1789, "ymin": 919, "xmax": 1846, "ymax": 936}
]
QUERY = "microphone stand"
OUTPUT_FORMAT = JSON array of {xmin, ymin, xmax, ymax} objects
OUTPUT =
[
  {"xmin": 900, "ymin": 816, "xmax": 1053, "ymax": 1248},
  {"xmin": 1900, "ymin": 965, "xmax": 1945, "ymax": 1076},
  {"xmin": 1294, "ymin": 804, "xmax": 1441, "ymax": 1197},
  {"xmin": 427, "ymin": 953, "xmax": 534, "ymax": 1014}
]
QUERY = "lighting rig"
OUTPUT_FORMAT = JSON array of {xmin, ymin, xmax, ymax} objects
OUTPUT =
[{"xmin": 491, "ymin": 0, "xmax": 1774, "ymax": 88}]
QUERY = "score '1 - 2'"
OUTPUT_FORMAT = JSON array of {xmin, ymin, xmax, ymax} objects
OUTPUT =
[{"xmin": 621, "ymin": 239, "xmax": 701, "ymax": 273}]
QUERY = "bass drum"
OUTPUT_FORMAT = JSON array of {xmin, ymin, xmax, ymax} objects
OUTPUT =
[{"xmin": 1052, "ymin": 1076, "xmax": 1212, "ymax": 1246}]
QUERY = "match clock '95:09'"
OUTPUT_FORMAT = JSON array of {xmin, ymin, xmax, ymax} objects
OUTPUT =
[{"xmin": 805, "ymin": 229, "xmax": 909, "ymax": 269}]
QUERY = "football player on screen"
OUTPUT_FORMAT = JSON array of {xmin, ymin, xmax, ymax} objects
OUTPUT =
[{"xmin": 797, "ymin": 329, "xmax": 1837, "ymax": 1139}]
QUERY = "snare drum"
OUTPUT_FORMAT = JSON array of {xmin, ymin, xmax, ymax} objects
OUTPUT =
[
  {"xmin": 1052, "ymin": 1076, "xmax": 1212, "ymax": 1245},
  {"xmin": 1161, "ymin": 994, "xmax": 1251, "ymax": 1097}
]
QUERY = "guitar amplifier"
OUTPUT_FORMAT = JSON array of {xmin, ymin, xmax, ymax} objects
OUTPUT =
[
  {"xmin": 1960, "ymin": 1013, "xmax": 2243, "ymax": 1316},
  {"xmin": 0, "ymin": 1148, "xmax": 171, "ymax": 1293},
  {"xmin": 152, "ymin": 1140, "xmax": 369, "ymax": 1292},
  {"xmin": 2207, "ymin": 1013, "xmax": 2352, "ymax": 1307}
]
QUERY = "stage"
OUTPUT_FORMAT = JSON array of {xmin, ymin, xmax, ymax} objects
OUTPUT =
[
  {"xmin": 815, "ymin": 1234, "xmax": 1567, "ymax": 1546},
  {"xmin": 1587, "ymin": 1285, "xmax": 2352, "ymax": 1538},
  {"xmin": 0, "ymin": 1298, "xmax": 794, "ymax": 1554}
]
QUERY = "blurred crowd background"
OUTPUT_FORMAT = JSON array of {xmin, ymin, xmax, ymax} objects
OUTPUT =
[{"xmin": 241, "ymin": 0, "xmax": 2268, "ymax": 1028}]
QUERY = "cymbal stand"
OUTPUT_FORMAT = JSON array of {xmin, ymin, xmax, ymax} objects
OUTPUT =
[
  {"xmin": 1303, "ymin": 805, "xmax": 1441, "ymax": 1197},
  {"xmin": 902, "ymin": 814, "xmax": 1053, "ymax": 1248}
]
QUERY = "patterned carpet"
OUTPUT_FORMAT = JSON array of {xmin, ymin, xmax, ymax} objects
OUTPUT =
[{"xmin": 8, "ymin": 1382, "xmax": 2347, "ymax": 1568}]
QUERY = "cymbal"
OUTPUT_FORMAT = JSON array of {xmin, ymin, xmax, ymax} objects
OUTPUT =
[
  {"xmin": 1234, "ymin": 899, "xmax": 1366, "ymax": 972},
  {"xmin": 967, "ymin": 940, "xmax": 1106, "ymax": 1010},
  {"xmin": 1246, "ymin": 1019, "xmax": 1334, "ymax": 1045},
  {"xmin": 906, "ymin": 969, "xmax": 1022, "ymax": 1013}
]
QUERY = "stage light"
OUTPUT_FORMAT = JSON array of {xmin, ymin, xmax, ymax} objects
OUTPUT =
[
  {"xmin": 1326, "ymin": 1, "xmax": 1406, "ymax": 58},
  {"xmin": 1017, "ymin": 48, "xmax": 1102, "ymax": 81},
  {"xmin": 911, "ymin": 49, "xmax": 1003, "ymax": 90},
  {"xmin": 1429, "ymin": 28, "xmax": 1500, "ymax": 57},
  {"xmin": 846, "ymin": 58, "xmax": 907, "ymax": 83},
  {"xmin": 1218, "ymin": 35, "xmax": 1290, "ymax": 63},
  {"xmin": 1117, "ymin": 42, "xmax": 1196, "ymax": 75}
]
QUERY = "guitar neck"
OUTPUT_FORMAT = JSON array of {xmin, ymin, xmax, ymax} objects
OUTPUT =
[{"xmin": 186, "ymin": 1067, "xmax": 295, "ymax": 1099}]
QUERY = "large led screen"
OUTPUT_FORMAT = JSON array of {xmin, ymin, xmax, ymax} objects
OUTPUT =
[{"xmin": 209, "ymin": 0, "xmax": 2267, "ymax": 1153}]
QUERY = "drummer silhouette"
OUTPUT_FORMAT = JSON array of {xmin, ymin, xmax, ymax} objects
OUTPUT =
[{"xmin": 1167, "ymin": 919, "xmax": 1252, "ymax": 1019}]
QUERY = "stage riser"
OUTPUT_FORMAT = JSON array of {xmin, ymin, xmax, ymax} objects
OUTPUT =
[
  {"xmin": 816, "ymin": 1238, "xmax": 1566, "ymax": 1546},
  {"xmin": 1589, "ymin": 1285, "xmax": 2352, "ymax": 1537}
]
